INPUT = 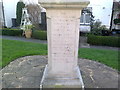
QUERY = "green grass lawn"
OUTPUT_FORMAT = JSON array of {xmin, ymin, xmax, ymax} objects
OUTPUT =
[
  {"xmin": 1, "ymin": 39, "xmax": 119, "ymax": 71},
  {"xmin": 2, "ymin": 39, "xmax": 47, "ymax": 67},
  {"xmin": 79, "ymin": 48, "xmax": 119, "ymax": 71}
]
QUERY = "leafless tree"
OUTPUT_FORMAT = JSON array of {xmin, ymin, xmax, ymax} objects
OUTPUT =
[{"xmin": 25, "ymin": 4, "xmax": 42, "ymax": 29}]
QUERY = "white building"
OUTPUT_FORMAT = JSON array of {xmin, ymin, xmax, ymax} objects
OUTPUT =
[
  {"xmin": 2, "ymin": 0, "xmax": 113, "ymax": 29},
  {"xmin": 3, "ymin": 0, "xmax": 19, "ymax": 27},
  {"xmin": 0, "ymin": 0, "xmax": 4, "ymax": 27},
  {"xmin": 2, "ymin": 0, "xmax": 38, "ymax": 27}
]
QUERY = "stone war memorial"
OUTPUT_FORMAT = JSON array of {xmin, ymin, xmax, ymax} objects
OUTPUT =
[{"xmin": 39, "ymin": 0, "xmax": 90, "ymax": 89}]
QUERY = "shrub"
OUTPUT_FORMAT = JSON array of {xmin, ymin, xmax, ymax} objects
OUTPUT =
[
  {"xmin": 32, "ymin": 30, "xmax": 47, "ymax": 40},
  {"xmin": 87, "ymin": 35, "xmax": 120, "ymax": 47},
  {"xmin": 90, "ymin": 21, "xmax": 108, "ymax": 36},
  {"xmin": 1, "ymin": 28, "xmax": 23, "ymax": 36}
]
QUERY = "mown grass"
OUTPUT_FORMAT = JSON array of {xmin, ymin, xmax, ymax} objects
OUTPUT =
[
  {"xmin": 2, "ymin": 39, "xmax": 47, "ymax": 67},
  {"xmin": 2, "ymin": 39, "xmax": 119, "ymax": 71},
  {"xmin": 78, "ymin": 48, "xmax": 119, "ymax": 71},
  {"xmin": 0, "ymin": 38, "xmax": 2, "ymax": 67}
]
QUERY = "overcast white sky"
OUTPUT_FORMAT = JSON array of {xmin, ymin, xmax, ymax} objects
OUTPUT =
[
  {"xmin": 0, "ymin": 0, "xmax": 38, "ymax": 4},
  {"xmin": 23, "ymin": 0, "xmax": 38, "ymax": 4}
]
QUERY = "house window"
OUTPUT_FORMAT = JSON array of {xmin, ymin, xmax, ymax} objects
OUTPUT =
[
  {"xmin": 117, "ymin": 13, "xmax": 120, "ymax": 19},
  {"xmin": 39, "ymin": 14, "xmax": 41, "ymax": 24},
  {"xmin": 85, "ymin": 14, "xmax": 90, "ymax": 23},
  {"xmin": 80, "ymin": 13, "xmax": 91, "ymax": 25},
  {"xmin": 80, "ymin": 14, "xmax": 84, "ymax": 23}
]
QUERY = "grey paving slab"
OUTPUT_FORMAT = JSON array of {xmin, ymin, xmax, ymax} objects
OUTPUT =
[
  {"xmin": 78, "ymin": 58, "xmax": 119, "ymax": 88},
  {"xmin": 89, "ymin": 45, "xmax": 119, "ymax": 51},
  {"xmin": 1, "ymin": 55, "xmax": 119, "ymax": 89}
]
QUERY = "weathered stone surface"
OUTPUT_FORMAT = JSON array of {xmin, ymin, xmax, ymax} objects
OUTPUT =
[
  {"xmin": 46, "ymin": 9, "xmax": 81, "ymax": 78},
  {"xmin": 78, "ymin": 58, "xmax": 119, "ymax": 88},
  {"xmin": 39, "ymin": 0, "xmax": 90, "ymax": 9},
  {"xmin": 1, "ymin": 55, "xmax": 47, "ymax": 88},
  {"xmin": 39, "ymin": 0, "xmax": 89, "ymax": 88},
  {"xmin": 1, "ymin": 55, "xmax": 119, "ymax": 88}
]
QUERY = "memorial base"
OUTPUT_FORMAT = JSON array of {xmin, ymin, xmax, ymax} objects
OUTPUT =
[{"xmin": 40, "ymin": 65, "xmax": 84, "ymax": 89}]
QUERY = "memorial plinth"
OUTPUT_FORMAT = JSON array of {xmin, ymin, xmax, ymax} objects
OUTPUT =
[{"xmin": 39, "ymin": 0, "xmax": 89, "ymax": 88}]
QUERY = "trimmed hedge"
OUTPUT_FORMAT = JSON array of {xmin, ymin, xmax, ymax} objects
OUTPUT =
[
  {"xmin": 0, "ymin": 28, "xmax": 23, "ymax": 36},
  {"xmin": 1, "ymin": 28, "xmax": 47, "ymax": 40},
  {"xmin": 32, "ymin": 30, "xmax": 47, "ymax": 40},
  {"xmin": 87, "ymin": 35, "xmax": 120, "ymax": 47}
]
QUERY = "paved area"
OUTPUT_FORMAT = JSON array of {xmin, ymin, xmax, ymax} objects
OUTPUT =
[
  {"xmin": 1, "ymin": 35, "xmax": 47, "ymax": 44},
  {"xmin": 1, "ymin": 55, "xmax": 119, "ymax": 88},
  {"xmin": 89, "ymin": 45, "xmax": 119, "ymax": 51},
  {"xmin": 1, "ymin": 35, "xmax": 119, "ymax": 51}
]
